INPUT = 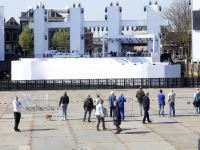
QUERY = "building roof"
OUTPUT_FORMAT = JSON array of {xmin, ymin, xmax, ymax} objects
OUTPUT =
[
  {"xmin": 5, "ymin": 17, "xmax": 20, "ymax": 26},
  {"xmin": 20, "ymin": 9, "xmax": 63, "ymax": 18}
]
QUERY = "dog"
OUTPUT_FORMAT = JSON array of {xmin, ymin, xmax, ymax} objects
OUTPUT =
[{"xmin": 45, "ymin": 114, "xmax": 52, "ymax": 121}]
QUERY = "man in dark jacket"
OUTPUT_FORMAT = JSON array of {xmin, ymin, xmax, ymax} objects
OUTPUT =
[
  {"xmin": 59, "ymin": 92, "xmax": 69, "ymax": 120},
  {"xmin": 83, "ymin": 94, "xmax": 94, "ymax": 122},
  {"xmin": 113, "ymin": 101, "xmax": 122, "ymax": 134},
  {"xmin": 142, "ymin": 92, "xmax": 152, "ymax": 124},
  {"xmin": 108, "ymin": 91, "xmax": 116, "ymax": 118},
  {"xmin": 136, "ymin": 87, "xmax": 145, "ymax": 116}
]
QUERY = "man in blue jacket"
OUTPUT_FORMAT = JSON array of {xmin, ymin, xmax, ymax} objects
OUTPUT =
[
  {"xmin": 117, "ymin": 92, "xmax": 126, "ymax": 121},
  {"xmin": 108, "ymin": 91, "xmax": 116, "ymax": 118},
  {"xmin": 142, "ymin": 91, "xmax": 152, "ymax": 124}
]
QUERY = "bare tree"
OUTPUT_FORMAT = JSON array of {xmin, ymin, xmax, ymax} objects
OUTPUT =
[{"xmin": 162, "ymin": 0, "xmax": 192, "ymax": 56}]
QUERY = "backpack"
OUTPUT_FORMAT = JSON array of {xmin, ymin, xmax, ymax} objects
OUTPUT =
[
  {"xmin": 139, "ymin": 91, "xmax": 144, "ymax": 102},
  {"xmin": 196, "ymin": 93, "xmax": 200, "ymax": 102},
  {"xmin": 86, "ymin": 98, "xmax": 92, "ymax": 107}
]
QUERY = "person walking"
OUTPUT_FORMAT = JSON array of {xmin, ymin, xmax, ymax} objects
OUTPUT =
[
  {"xmin": 95, "ymin": 99, "xmax": 106, "ymax": 131},
  {"xmin": 83, "ymin": 94, "xmax": 94, "ymax": 122},
  {"xmin": 117, "ymin": 92, "xmax": 126, "ymax": 121},
  {"xmin": 59, "ymin": 92, "xmax": 69, "ymax": 121},
  {"xmin": 193, "ymin": 88, "xmax": 200, "ymax": 114},
  {"xmin": 136, "ymin": 87, "xmax": 145, "ymax": 116},
  {"xmin": 13, "ymin": 96, "xmax": 22, "ymax": 132},
  {"xmin": 113, "ymin": 101, "xmax": 122, "ymax": 134},
  {"xmin": 143, "ymin": 92, "xmax": 152, "ymax": 124},
  {"xmin": 168, "ymin": 89, "xmax": 176, "ymax": 117},
  {"xmin": 108, "ymin": 91, "xmax": 116, "ymax": 118},
  {"xmin": 158, "ymin": 90, "xmax": 165, "ymax": 117}
]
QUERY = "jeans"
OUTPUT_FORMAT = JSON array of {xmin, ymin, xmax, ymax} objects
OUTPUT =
[
  {"xmin": 83, "ymin": 108, "xmax": 92, "ymax": 121},
  {"xmin": 143, "ymin": 109, "xmax": 150, "ymax": 123},
  {"xmin": 14, "ymin": 112, "xmax": 21, "ymax": 130},
  {"xmin": 110, "ymin": 106, "xmax": 114, "ymax": 117},
  {"xmin": 196, "ymin": 107, "xmax": 200, "ymax": 114},
  {"xmin": 120, "ymin": 107, "xmax": 125, "ymax": 121},
  {"xmin": 158, "ymin": 104, "xmax": 165, "ymax": 115},
  {"xmin": 61, "ymin": 105, "xmax": 67, "ymax": 119},
  {"xmin": 139, "ymin": 103, "xmax": 143, "ymax": 115},
  {"xmin": 169, "ymin": 102, "xmax": 175, "ymax": 116},
  {"xmin": 96, "ymin": 115, "xmax": 105, "ymax": 129}
]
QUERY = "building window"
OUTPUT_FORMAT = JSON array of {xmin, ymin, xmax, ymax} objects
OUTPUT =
[
  {"xmin": 13, "ymin": 32, "xmax": 18, "ymax": 42},
  {"xmin": 85, "ymin": 39, "xmax": 90, "ymax": 46},
  {"xmin": 6, "ymin": 44, "xmax": 12, "ymax": 54},
  {"xmin": 51, "ymin": 12, "xmax": 56, "ymax": 17},
  {"xmin": 176, "ymin": 50, "xmax": 179, "ymax": 55},
  {"xmin": 29, "ymin": 11, "xmax": 33, "ymax": 17},
  {"xmin": 5, "ymin": 32, "xmax": 11, "ymax": 42},
  {"xmin": 164, "ymin": 50, "xmax": 168, "ymax": 53},
  {"xmin": 9, "ymin": 21, "xmax": 15, "ymax": 25},
  {"xmin": 22, "ymin": 22, "xmax": 28, "ymax": 31}
]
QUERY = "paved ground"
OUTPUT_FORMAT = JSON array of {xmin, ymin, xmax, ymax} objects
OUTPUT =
[{"xmin": 0, "ymin": 88, "xmax": 199, "ymax": 150}]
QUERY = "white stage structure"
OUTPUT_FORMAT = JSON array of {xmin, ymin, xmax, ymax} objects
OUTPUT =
[
  {"xmin": 11, "ymin": 2, "xmax": 181, "ymax": 80},
  {"xmin": 12, "ymin": 58, "xmax": 181, "ymax": 80},
  {"xmin": 191, "ymin": 0, "xmax": 200, "ymax": 62},
  {"xmin": 29, "ymin": 2, "xmax": 168, "ymax": 61},
  {"xmin": 0, "ymin": 6, "xmax": 4, "ymax": 61}
]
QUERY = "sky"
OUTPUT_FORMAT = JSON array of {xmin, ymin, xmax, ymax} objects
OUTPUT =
[{"xmin": 0, "ymin": 0, "xmax": 175, "ymax": 37}]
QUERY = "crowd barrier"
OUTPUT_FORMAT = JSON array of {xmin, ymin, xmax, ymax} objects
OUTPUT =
[
  {"xmin": 20, "ymin": 93, "xmax": 58, "ymax": 117},
  {"xmin": 1, "ymin": 78, "xmax": 200, "ymax": 91},
  {"xmin": 175, "ymin": 97, "xmax": 195, "ymax": 110}
]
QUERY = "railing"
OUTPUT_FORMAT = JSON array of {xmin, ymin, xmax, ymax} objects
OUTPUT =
[
  {"xmin": 175, "ymin": 97, "xmax": 195, "ymax": 110},
  {"xmin": 0, "ymin": 78, "xmax": 200, "ymax": 91}
]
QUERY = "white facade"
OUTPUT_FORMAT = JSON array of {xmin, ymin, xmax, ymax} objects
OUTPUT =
[
  {"xmin": 11, "ymin": 58, "xmax": 181, "ymax": 80},
  {"xmin": 0, "ymin": 6, "xmax": 4, "ymax": 61},
  {"xmin": 11, "ymin": 2, "xmax": 181, "ymax": 80},
  {"xmin": 29, "ymin": 2, "xmax": 168, "ymax": 61},
  {"xmin": 192, "ymin": 0, "xmax": 200, "ymax": 62}
]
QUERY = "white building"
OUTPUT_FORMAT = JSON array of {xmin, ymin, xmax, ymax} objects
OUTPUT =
[{"xmin": 0, "ymin": 6, "xmax": 4, "ymax": 61}]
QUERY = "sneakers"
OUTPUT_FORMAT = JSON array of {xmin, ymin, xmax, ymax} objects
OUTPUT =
[
  {"xmin": 115, "ymin": 131, "xmax": 120, "ymax": 134},
  {"xmin": 142, "ymin": 122, "xmax": 147, "ymax": 124},
  {"xmin": 159, "ymin": 115, "xmax": 161, "ymax": 117},
  {"xmin": 148, "ymin": 121, "xmax": 152, "ymax": 124},
  {"xmin": 61, "ymin": 118, "xmax": 64, "ymax": 121},
  {"xmin": 88, "ymin": 120, "xmax": 91, "ymax": 122},
  {"xmin": 97, "ymin": 128, "xmax": 100, "ymax": 131},
  {"xmin": 162, "ymin": 115, "xmax": 164, "ymax": 117},
  {"xmin": 168, "ymin": 115, "xmax": 171, "ymax": 117}
]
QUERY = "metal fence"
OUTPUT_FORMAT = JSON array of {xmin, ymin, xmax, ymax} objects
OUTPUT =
[
  {"xmin": 20, "ymin": 93, "xmax": 58, "ymax": 117},
  {"xmin": 0, "ymin": 78, "xmax": 200, "ymax": 91},
  {"xmin": 175, "ymin": 97, "xmax": 195, "ymax": 110}
]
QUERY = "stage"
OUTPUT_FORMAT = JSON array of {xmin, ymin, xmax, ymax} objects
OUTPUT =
[{"xmin": 11, "ymin": 58, "xmax": 181, "ymax": 80}]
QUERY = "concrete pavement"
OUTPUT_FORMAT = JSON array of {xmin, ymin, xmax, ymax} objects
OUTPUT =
[{"xmin": 0, "ymin": 88, "xmax": 199, "ymax": 150}]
